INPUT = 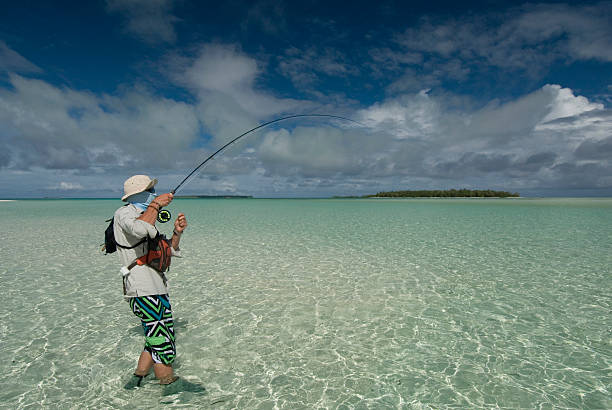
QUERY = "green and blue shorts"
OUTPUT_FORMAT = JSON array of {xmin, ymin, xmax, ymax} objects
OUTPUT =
[{"xmin": 129, "ymin": 294, "xmax": 176, "ymax": 364}]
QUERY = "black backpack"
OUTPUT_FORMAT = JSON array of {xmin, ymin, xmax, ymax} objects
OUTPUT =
[{"xmin": 102, "ymin": 217, "xmax": 146, "ymax": 254}]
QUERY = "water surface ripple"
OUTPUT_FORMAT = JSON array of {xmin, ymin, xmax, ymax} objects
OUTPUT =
[{"xmin": 1, "ymin": 198, "xmax": 610, "ymax": 408}]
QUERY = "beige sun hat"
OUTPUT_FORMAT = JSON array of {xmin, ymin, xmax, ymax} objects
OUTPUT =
[{"xmin": 121, "ymin": 175, "xmax": 158, "ymax": 201}]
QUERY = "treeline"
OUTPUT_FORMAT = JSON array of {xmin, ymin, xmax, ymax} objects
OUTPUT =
[
  {"xmin": 366, "ymin": 189, "xmax": 520, "ymax": 198},
  {"xmin": 176, "ymin": 195, "xmax": 252, "ymax": 199}
]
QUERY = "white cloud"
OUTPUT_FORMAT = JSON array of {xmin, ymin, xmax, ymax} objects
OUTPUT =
[
  {"xmin": 0, "ymin": 74, "xmax": 200, "ymax": 171},
  {"xmin": 376, "ymin": 2, "xmax": 612, "ymax": 89},
  {"xmin": 181, "ymin": 44, "xmax": 260, "ymax": 93},
  {"xmin": 541, "ymin": 85, "xmax": 603, "ymax": 122},
  {"xmin": 512, "ymin": 2, "xmax": 612, "ymax": 62},
  {"xmin": 405, "ymin": 3, "xmax": 612, "ymax": 64},
  {"xmin": 1, "ymin": 34, "xmax": 610, "ymax": 197},
  {"xmin": 53, "ymin": 182, "xmax": 84, "ymax": 190},
  {"xmin": 167, "ymin": 43, "xmax": 309, "ymax": 143},
  {"xmin": 106, "ymin": 0, "xmax": 179, "ymax": 44},
  {"xmin": 258, "ymin": 126, "xmax": 377, "ymax": 178},
  {"xmin": 356, "ymin": 89, "xmax": 442, "ymax": 138},
  {"xmin": 385, "ymin": 59, "xmax": 471, "ymax": 94},
  {"xmin": 0, "ymin": 41, "xmax": 42, "ymax": 74},
  {"xmin": 344, "ymin": 84, "xmax": 610, "ymax": 190},
  {"xmin": 367, "ymin": 48, "xmax": 423, "ymax": 75},
  {"xmin": 0, "ymin": 44, "xmax": 318, "ymax": 197}
]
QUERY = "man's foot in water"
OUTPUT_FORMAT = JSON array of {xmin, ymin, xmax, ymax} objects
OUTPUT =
[
  {"xmin": 124, "ymin": 373, "xmax": 149, "ymax": 390},
  {"xmin": 159, "ymin": 375, "xmax": 179, "ymax": 385},
  {"xmin": 161, "ymin": 376, "xmax": 206, "ymax": 395}
]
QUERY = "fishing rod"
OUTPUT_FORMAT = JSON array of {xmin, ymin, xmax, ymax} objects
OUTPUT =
[{"xmin": 156, "ymin": 114, "xmax": 362, "ymax": 223}]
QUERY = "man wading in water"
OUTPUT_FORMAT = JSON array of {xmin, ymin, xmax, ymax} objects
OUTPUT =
[{"xmin": 114, "ymin": 175, "xmax": 198, "ymax": 392}]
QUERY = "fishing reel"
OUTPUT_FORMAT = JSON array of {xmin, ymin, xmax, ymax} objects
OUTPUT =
[{"xmin": 157, "ymin": 209, "xmax": 172, "ymax": 223}]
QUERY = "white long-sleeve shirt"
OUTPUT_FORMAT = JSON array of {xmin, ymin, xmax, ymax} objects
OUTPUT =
[{"xmin": 113, "ymin": 204, "xmax": 181, "ymax": 297}]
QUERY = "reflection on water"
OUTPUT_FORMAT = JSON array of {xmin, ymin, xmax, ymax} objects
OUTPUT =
[{"xmin": 1, "ymin": 199, "xmax": 610, "ymax": 408}]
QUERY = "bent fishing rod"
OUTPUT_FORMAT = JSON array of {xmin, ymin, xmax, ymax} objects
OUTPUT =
[{"xmin": 156, "ymin": 114, "xmax": 362, "ymax": 223}]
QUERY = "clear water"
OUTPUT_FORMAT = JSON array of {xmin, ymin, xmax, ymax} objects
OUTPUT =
[{"xmin": 1, "ymin": 198, "xmax": 610, "ymax": 409}]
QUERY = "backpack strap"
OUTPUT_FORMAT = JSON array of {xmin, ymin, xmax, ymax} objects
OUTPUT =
[
  {"xmin": 116, "ymin": 237, "xmax": 146, "ymax": 249},
  {"xmin": 117, "ymin": 208, "xmax": 159, "ymax": 249},
  {"xmin": 109, "ymin": 204, "xmax": 149, "ymax": 251},
  {"xmin": 121, "ymin": 248, "xmax": 168, "ymax": 295}
]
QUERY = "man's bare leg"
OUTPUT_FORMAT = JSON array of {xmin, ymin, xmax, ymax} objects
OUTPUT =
[
  {"xmin": 124, "ymin": 351, "xmax": 155, "ymax": 389},
  {"xmin": 154, "ymin": 363, "xmax": 177, "ymax": 384},
  {"xmin": 135, "ymin": 351, "xmax": 176, "ymax": 384},
  {"xmin": 135, "ymin": 351, "xmax": 154, "ymax": 376}
]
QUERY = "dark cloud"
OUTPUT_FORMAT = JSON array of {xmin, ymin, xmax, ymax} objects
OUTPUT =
[
  {"xmin": 551, "ymin": 161, "xmax": 612, "ymax": 188},
  {"xmin": 242, "ymin": 0, "xmax": 288, "ymax": 35},
  {"xmin": 433, "ymin": 152, "xmax": 514, "ymax": 178},
  {"xmin": 519, "ymin": 152, "xmax": 557, "ymax": 172},
  {"xmin": 41, "ymin": 147, "xmax": 91, "ymax": 170},
  {"xmin": 397, "ymin": 2, "xmax": 612, "ymax": 65},
  {"xmin": 277, "ymin": 46, "xmax": 359, "ymax": 91},
  {"xmin": 367, "ymin": 2, "xmax": 612, "ymax": 94},
  {"xmin": 574, "ymin": 136, "xmax": 612, "ymax": 160},
  {"xmin": 106, "ymin": 0, "xmax": 179, "ymax": 44},
  {"xmin": 92, "ymin": 151, "xmax": 120, "ymax": 165},
  {"xmin": 0, "ymin": 147, "xmax": 10, "ymax": 168},
  {"xmin": 431, "ymin": 151, "xmax": 560, "ymax": 180},
  {"xmin": 8, "ymin": 139, "xmax": 91, "ymax": 171}
]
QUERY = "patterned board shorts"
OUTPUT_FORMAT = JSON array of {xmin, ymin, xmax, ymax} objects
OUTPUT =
[{"xmin": 129, "ymin": 294, "xmax": 176, "ymax": 364}]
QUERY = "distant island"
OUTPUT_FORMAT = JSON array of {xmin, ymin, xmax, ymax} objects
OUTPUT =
[
  {"xmin": 176, "ymin": 195, "xmax": 253, "ymax": 199},
  {"xmin": 336, "ymin": 189, "xmax": 520, "ymax": 198}
]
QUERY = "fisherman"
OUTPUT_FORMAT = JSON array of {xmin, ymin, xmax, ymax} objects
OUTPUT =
[{"xmin": 114, "ymin": 175, "xmax": 187, "ymax": 389}]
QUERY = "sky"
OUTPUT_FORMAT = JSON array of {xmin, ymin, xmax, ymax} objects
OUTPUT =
[{"xmin": 0, "ymin": 0, "xmax": 611, "ymax": 198}]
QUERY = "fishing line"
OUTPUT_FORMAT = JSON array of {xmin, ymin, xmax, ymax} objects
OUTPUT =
[
  {"xmin": 157, "ymin": 114, "xmax": 363, "ymax": 223},
  {"xmin": 172, "ymin": 114, "xmax": 362, "ymax": 194}
]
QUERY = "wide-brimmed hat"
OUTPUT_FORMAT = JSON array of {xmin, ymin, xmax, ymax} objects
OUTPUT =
[{"xmin": 121, "ymin": 175, "xmax": 158, "ymax": 201}]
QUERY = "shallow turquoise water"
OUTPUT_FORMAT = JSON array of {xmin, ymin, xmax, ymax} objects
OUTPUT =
[{"xmin": 0, "ymin": 198, "xmax": 610, "ymax": 408}]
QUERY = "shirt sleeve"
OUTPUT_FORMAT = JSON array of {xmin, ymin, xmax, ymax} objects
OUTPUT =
[{"xmin": 116, "ymin": 208, "xmax": 158, "ymax": 239}]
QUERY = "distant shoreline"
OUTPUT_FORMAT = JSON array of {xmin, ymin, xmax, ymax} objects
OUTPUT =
[
  {"xmin": 333, "ymin": 196, "xmax": 522, "ymax": 199},
  {"xmin": 175, "ymin": 195, "xmax": 253, "ymax": 199},
  {"xmin": 365, "ymin": 189, "xmax": 520, "ymax": 198},
  {"xmin": 332, "ymin": 189, "xmax": 521, "ymax": 199},
  {"xmin": 3, "ymin": 195, "xmax": 612, "ymax": 200}
]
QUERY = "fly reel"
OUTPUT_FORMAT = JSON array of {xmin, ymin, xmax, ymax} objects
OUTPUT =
[{"xmin": 157, "ymin": 209, "xmax": 172, "ymax": 223}]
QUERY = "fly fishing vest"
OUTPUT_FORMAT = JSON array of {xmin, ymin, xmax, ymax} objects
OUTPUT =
[
  {"xmin": 121, "ymin": 232, "xmax": 173, "ymax": 295},
  {"xmin": 127, "ymin": 232, "xmax": 173, "ymax": 273}
]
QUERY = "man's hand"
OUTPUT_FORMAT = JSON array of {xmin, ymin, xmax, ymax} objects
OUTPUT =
[
  {"xmin": 174, "ymin": 213, "xmax": 187, "ymax": 234},
  {"xmin": 171, "ymin": 212, "xmax": 187, "ymax": 251},
  {"xmin": 152, "ymin": 193, "xmax": 174, "ymax": 208},
  {"xmin": 137, "ymin": 192, "xmax": 173, "ymax": 225}
]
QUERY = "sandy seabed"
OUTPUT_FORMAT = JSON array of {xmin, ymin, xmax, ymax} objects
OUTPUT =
[{"xmin": 1, "ymin": 198, "xmax": 610, "ymax": 408}]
